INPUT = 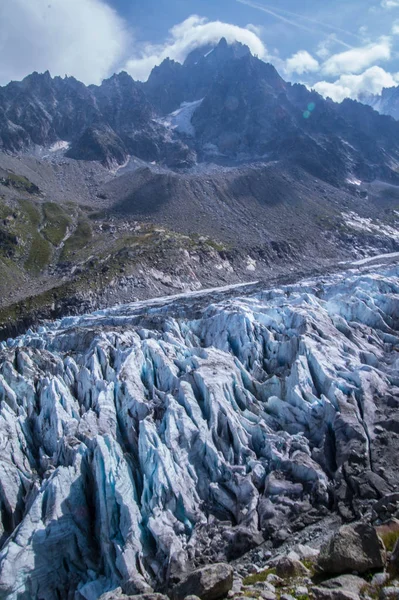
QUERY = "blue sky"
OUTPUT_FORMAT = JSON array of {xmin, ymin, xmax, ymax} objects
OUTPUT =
[{"xmin": 1, "ymin": 0, "xmax": 399, "ymax": 101}]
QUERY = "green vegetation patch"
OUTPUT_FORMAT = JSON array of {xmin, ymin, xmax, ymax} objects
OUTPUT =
[
  {"xmin": 18, "ymin": 198, "xmax": 41, "ymax": 227},
  {"xmin": 61, "ymin": 220, "xmax": 92, "ymax": 259},
  {"xmin": 379, "ymin": 529, "xmax": 399, "ymax": 552},
  {"xmin": 42, "ymin": 202, "xmax": 72, "ymax": 246},
  {"xmin": 243, "ymin": 567, "xmax": 276, "ymax": 586},
  {"xmin": 1, "ymin": 172, "xmax": 40, "ymax": 195},
  {"xmin": 25, "ymin": 233, "xmax": 51, "ymax": 273}
]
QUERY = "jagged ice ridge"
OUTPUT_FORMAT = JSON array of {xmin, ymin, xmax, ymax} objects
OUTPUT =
[{"xmin": 0, "ymin": 267, "xmax": 398, "ymax": 599}]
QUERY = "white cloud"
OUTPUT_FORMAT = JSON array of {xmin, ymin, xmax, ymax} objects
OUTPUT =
[
  {"xmin": 245, "ymin": 23, "xmax": 263, "ymax": 37},
  {"xmin": 285, "ymin": 50, "xmax": 319, "ymax": 75},
  {"xmin": 392, "ymin": 20, "xmax": 399, "ymax": 34},
  {"xmin": 381, "ymin": 0, "xmax": 399, "ymax": 8},
  {"xmin": 124, "ymin": 16, "xmax": 268, "ymax": 81},
  {"xmin": 0, "ymin": 0, "xmax": 130, "ymax": 86},
  {"xmin": 321, "ymin": 37, "xmax": 392, "ymax": 76},
  {"xmin": 313, "ymin": 66, "xmax": 398, "ymax": 102}
]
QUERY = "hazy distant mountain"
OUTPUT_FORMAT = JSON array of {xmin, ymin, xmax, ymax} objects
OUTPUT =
[{"xmin": 360, "ymin": 85, "xmax": 399, "ymax": 122}]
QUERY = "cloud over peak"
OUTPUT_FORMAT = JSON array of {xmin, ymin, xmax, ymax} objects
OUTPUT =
[{"xmin": 124, "ymin": 16, "xmax": 268, "ymax": 81}]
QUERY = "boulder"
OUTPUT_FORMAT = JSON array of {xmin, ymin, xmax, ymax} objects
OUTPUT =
[
  {"xmin": 275, "ymin": 556, "xmax": 310, "ymax": 579},
  {"xmin": 321, "ymin": 575, "xmax": 366, "ymax": 595},
  {"xmin": 171, "ymin": 564, "xmax": 234, "ymax": 600},
  {"xmin": 318, "ymin": 523, "xmax": 385, "ymax": 575},
  {"xmin": 312, "ymin": 587, "xmax": 359, "ymax": 600},
  {"xmin": 380, "ymin": 588, "xmax": 399, "ymax": 600}
]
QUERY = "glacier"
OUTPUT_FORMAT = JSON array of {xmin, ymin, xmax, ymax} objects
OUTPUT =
[{"xmin": 0, "ymin": 266, "xmax": 398, "ymax": 599}]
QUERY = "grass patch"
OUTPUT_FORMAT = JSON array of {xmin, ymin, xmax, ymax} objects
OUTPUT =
[
  {"xmin": 243, "ymin": 568, "xmax": 276, "ymax": 586},
  {"xmin": 18, "ymin": 198, "xmax": 41, "ymax": 227},
  {"xmin": 42, "ymin": 202, "xmax": 72, "ymax": 246},
  {"xmin": 61, "ymin": 220, "xmax": 92, "ymax": 259},
  {"xmin": 205, "ymin": 239, "xmax": 227, "ymax": 252},
  {"xmin": 379, "ymin": 530, "xmax": 399, "ymax": 552},
  {"xmin": 1, "ymin": 173, "xmax": 40, "ymax": 194},
  {"xmin": 301, "ymin": 558, "xmax": 316, "ymax": 574},
  {"xmin": 25, "ymin": 233, "xmax": 51, "ymax": 273},
  {"xmin": 0, "ymin": 172, "xmax": 40, "ymax": 194}
]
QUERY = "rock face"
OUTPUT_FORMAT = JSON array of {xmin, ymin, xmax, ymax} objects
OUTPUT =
[
  {"xmin": 0, "ymin": 265, "xmax": 398, "ymax": 598},
  {"xmin": 171, "ymin": 564, "xmax": 233, "ymax": 600},
  {"xmin": 318, "ymin": 523, "xmax": 386, "ymax": 575}
]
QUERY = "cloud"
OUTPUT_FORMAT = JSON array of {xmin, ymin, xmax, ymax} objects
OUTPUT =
[
  {"xmin": 316, "ymin": 35, "xmax": 343, "ymax": 60},
  {"xmin": 124, "ymin": 16, "xmax": 268, "ymax": 81},
  {"xmin": 285, "ymin": 51, "xmax": 319, "ymax": 75},
  {"xmin": 392, "ymin": 20, "xmax": 399, "ymax": 34},
  {"xmin": 0, "ymin": 0, "xmax": 130, "ymax": 86},
  {"xmin": 320, "ymin": 37, "xmax": 392, "ymax": 76},
  {"xmin": 381, "ymin": 0, "xmax": 399, "ymax": 8},
  {"xmin": 313, "ymin": 66, "xmax": 398, "ymax": 102}
]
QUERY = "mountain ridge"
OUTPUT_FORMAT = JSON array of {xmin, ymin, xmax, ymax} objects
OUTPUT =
[{"xmin": 1, "ymin": 39, "xmax": 399, "ymax": 186}]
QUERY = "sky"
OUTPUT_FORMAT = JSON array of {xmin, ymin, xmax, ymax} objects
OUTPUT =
[{"xmin": 1, "ymin": 0, "xmax": 399, "ymax": 102}]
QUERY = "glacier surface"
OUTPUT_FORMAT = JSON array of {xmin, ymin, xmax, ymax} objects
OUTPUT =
[{"xmin": 0, "ymin": 267, "xmax": 399, "ymax": 599}]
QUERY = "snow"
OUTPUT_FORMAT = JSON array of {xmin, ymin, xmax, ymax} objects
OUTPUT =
[
  {"xmin": 352, "ymin": 251, "xmax": 399, "ymax": 265},
  {"xmin": 49, "ymin": 140, "xmax": 70, "ymax": 152},
  {"xmin": 0, "ymin": 266, "xmax": 398, "ymax": 597},
  {"xmin": 346, "ymin": 177, "xmax": 362, "ymax": 186},
  {"xmin": 159, "ymin": 99, "xmax": 204, "ymax": 136},
  {"xmin": 342, "ymin": 211, "xmax": 399, "ymax": 240}
]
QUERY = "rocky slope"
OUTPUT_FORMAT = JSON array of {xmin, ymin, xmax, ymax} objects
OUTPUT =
[
  {"xmin": 0, "ymin": 262, "xmax": 398, "ymax": 598},
  {"xmin": 1, "ymin": 147, "xmax": 399, "ymax": 340}
]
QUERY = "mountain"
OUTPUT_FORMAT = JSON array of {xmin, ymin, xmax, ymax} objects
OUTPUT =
[
  {"xmin": 1, "ymin": 38, "xmax": 399, "ymax": 336},
  {"xmin": 361, "ymin": 86, "xmax": 399, "ymax": 121},
  {"xmin": 1, "ymin": 39, "xmax": 399, "ymax": 184}
]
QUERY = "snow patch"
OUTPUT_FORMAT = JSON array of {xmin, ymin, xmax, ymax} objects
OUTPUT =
[
  {"xmin": 159, "ymin": 99, "xmax": 204, "ymax": 136},
  {"xmin": 246, "ymin": 257, "xmax": 257, "ymax": 271},
  {"xmin": 346, "ymin": 177, "xmax": 362, "ymax": 186},
  {"xmin": 342, "ymin": 211, "xmax": 399, "ymax": 240},
  {"xmin": 49, "ymin": 140, "xmax": 70, "ymax": 152}
]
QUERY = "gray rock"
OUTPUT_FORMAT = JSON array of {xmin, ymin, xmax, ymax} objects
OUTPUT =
[
  {"xmin": 321, "ymin": 575, "xmax": 366, "ymax": 595},
  {"xmin": 296, "ymin": 544, "xmax": 319, "ymax": 561},
  {"xmin": 294, "ymin": 586, "xmax": 309, "ymax": 596},
  {"xmin": 171, "ymin": 564, "xmax": 234, "ymax": 600},
  {"xmin": 259, "ymin": 592, "xmax": 276, "ymax": 600},
  {"xmin": 318, "ymin": 523, "xmax": 386, "ymax": 575},
  {"xmin": 380, "ymin": 588, "xmax": 399, "ymax": 600},
  {"xmin": 275, "ymin": 556, "xmax": 310, "ymax": 579},
  {"xmin": 312, "ymin": 587, "xmax": 360, "ymax": 600},
  {"xmin": 371, "ymin": 573, "xmax": 390, "ymax": 587},
  {"xmin": 184, "ymin": 596, "xmax": 202, "ymax": 600},
  {"xmin": 267, "ymin": 574, "xmax": 284, "ymax": 587}
]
